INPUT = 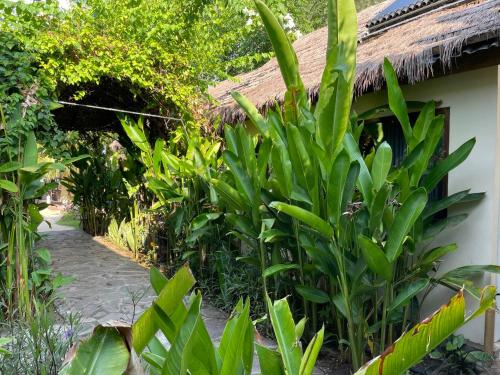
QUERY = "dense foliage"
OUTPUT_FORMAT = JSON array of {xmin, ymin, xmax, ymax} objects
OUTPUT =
[{"xmin": 58, "ymin": 264, "xmax": 496, "ymax": 375}]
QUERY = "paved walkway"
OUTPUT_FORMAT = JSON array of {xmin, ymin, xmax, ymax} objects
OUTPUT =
[{"xmin": 38, "ymin": 211, "xmax": 283, "ymax": 374}]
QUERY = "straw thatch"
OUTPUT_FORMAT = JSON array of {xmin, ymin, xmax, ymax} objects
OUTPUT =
[{"xmin": 210, "ymin": 0, "xmax": 500, "ymax": 124}]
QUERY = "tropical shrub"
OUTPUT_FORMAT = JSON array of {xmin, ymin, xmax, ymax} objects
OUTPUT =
[
  {"xmin": 62, "ymin": 134, "xmax": 132, "ymax": 236},
  {"xmin": 58, "ymin": 265, "xmax": 496, "ymax": 375},
  {"xmin": 209, "ymin": 0, "xmax": 499, "ymax": 370},
  {"xmin": 59, "ymin": 264, "xmax": 325, "ymax": 375},
  {"xmin": 0, "ymin": 107, "xmax": 86, "ymax": 318},
  {"xmin": 120, "ymin": 116, "xmax": 226, "ymax": 274}
]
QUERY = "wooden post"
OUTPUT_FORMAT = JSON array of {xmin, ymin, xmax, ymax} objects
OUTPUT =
[{"xmin": 484, "ymin": 308, "xmax": 495, "ymax": 354}]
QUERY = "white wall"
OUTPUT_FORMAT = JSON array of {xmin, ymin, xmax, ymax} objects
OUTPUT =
[{"xmin": 353, "ymin": 66, "xmax": 500, "ymax": 344}]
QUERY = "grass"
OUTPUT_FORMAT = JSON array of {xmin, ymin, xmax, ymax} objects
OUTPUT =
[{"xmin": 56, "ymin": 211, "xmax": 80, "ymax": 229}]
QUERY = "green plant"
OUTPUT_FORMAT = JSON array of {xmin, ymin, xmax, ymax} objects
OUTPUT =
[
  {"xmin": 427, "ymin": 334, "xmax": 493, "ymax": 374},
  {"xmin": 0, "ymin": 300, "xmax": 81, "ymax": 375},
  {"xmin": 120, "ymin": 116, "xmax": 225, "ymax": 275},
  {"xmin": 353, "ymin": 286, "xmax": 496, "ymax": 375},
  {"xmin": 0, "ymin": 107, "xmax": 87, "ymax": 318},
  {"xmin": 211, "ymin": 0, "xmax": 499, "ymax": 370},
  {"xmin": 0, "ymin": 337, "xmax": 13, "ymax": 356},
  {"xmin": 56, "ymin": 211, "xmax": 81, "ymax": 229},
  {"xmin": 59, "ymin": 264, "xmax": 325, "ymax": 375},
  {"xmin": 62, "ymin": 135, "xmax": 129, "ymax": 236}
]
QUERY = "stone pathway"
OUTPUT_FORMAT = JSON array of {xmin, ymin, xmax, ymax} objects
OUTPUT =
[{"xmin": 39, "ymin": 211, "xmax": 278, "ymax": 373}]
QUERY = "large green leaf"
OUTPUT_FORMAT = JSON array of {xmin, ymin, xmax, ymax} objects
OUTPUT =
[
  {"xmin": 0, "ymin": 161, "xmax": 21, "ymax": 173},
  {"xmin": 264, "ymin": 263, "xmax": 300, "ymax": 278},
  {"xmin": 371, "ymin": 141, "xmax": 392, "ymax": 192},
  {"xmin": 299, "ymin": 327, "xmax": 324, "ymax": 375},
  {"xmin": 132, "ymin": 264, "xmax": 195, "ymax": 354},
  {"xmin": 419, "ymin": 244, "xmax": 457, "ymax": 266},
  {"xmin": 162, "ymin": 293, "xmax": 207, "ymax": 375},
  {"xmin": 354, "ymin": 286, "xmax": 496, "ymax": 375},
  {"xmin": 315, "ymin": 0, "xmax": 357, "ymax": 152},
  {"xmin": 150, "ymin": 267, "xmax": 168, "ymax": 295},
  {"xmin": 270, "ymin": 202, "xmax": 333, "ymax": 238},
  {"xmin": 358, "ymin": 235, "xmax": 392, "ymax": 282},
  {"xmin": 295, "ymin": 285, "xmax": 330, "ymax": 304},
  {"xmin": 423, "ymin": 138, "xmax": 475, "ymax": 192},
  {"xmin": 232, "ymin": 92, "xmax": 268, "ymax": 137},
  {"xmin": 266, "ymin": 296, "xmax": 302, "ymax": 375},
  {"xmin": 23, "ymin": 131, "xmax": 38, "ymax": 167},
  {"xmin": 385, "ymin": 188, "xmax": 428, "ymax": 262},
  {"xmin": 254, "ymin": 1, "xmax": 305, "ymax": 100},
  {"xmin": 58, "ymin": 326, "xmax": 129, "ymax": 375},
  {"xmin": 218, "ymin": 299, "xmax": 253, "ymax": 375},
  {"xmin": 389, "ymin": 279, "xmax": 429, "ymax": 312},
  {"xmin": 383, "ymin": 59, "xmax": 412, "ymax": 143},
  {"xmin": 410, "ymin": 115, "xmax": 444, "ymax": 186},
  {"xmin": 211, "ymin": 178, "xmax": 247, "ymax": 212},
  {"xmin": 344, "ymin": 133, "xmax": 373, "ymax": 204},
  {"xmin": 121, "ymin": 116, "xmax": 151, "ymax": 154},
  {"xmin": 256, "ymin": 345, "xmax": 284, "ymax": 375},
  {"xmin": 0, "ymin": 179, "xmax": 18, "ymax": 193},
  {"xmin": 327, "ymin": 149, "xmax": 350, "ymax": 224},
  {"xmin": 222, "ymin": 151, "xmax": 255, "ymax": 204},
  {"xmin": 422, "ymin": 190, "xmax": 470, "ymax": 219},
  {"xmin": 410, "ymin": 101, "xmax": 436, "ymax": 150}
]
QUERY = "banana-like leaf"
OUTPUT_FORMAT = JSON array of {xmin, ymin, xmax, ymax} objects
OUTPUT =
[
  {"xmin": 0, "ymin": 179, "xmax": 18, "ymax": 193},
  {"xmin": 210, "ymin": 178, "xmax": 247, "ymax": 212},
  {"xmin": 132, "ymin": 264, "xmax": 195, "ymax": 354},
  {"xmin": 264, "ymin": 263, "xmax": 300, "ymax": 278},
  {"xmin": 121, "ymin": 116, "xmax": 151, "ymax": 154},
  {"xmin": 419, "ymin": 244, "xmax": 457, "ymax": 266},
  {"xmin": 270, "ymin": 202, "xmax": 333, "ymax": 238},
  {"xmin": 385, "ymin": 188, "xmax": 428, "ymax": 262},
  {"xmin": 218, "ymin": 299, "xmax": 253, "ymax": 375},
  {"xmin": 439, "ymin": 265, "xmax": 500, "ymax": 285},
  {"xmin": 371, "ymin": 141, "xmax": 392, "ymax": 192},
  {"xmin": 369, "ymin": 184, "xmax": 391, "ymax": 235},
  {"xmin": 344, "ymin": 133, "xmax": 373, "ymax": 204},
  {"xmin": 315, "ymin": 0, "xmax": 357, "ymax": 152},
  {"xmin": 422, "ymin": 190, "xmax": 470, "ymax": 219},
  {"xmin": 58, "ymin": 326, "xmax": 130, "ymax": 375},
  {"xmin": 410, "ymin": 115, "xmax": 444, "ymax": 186},
  {"xmin": 423, "ymin": 138, "xmax": 475, "ymax": 192},
  {"xmin": 354, "ymin": 286, "xmax": 496, "ymax": 375},
  {"xmin": 327, "ymin": 149, "xmax": 350, "ymax": 224},
  {"xmin": 299, "ymin": 326, "xmax": 324, "ymax": 375},
  {"xmin": 295, "ymin": 285, "xmax": 330, "ymax": 304},
  {"xmin": 256, "ymin": 345, "xmax": 285, "ymax": 375},
  {"xmin": 383, "ymin": 59, "xmax": 412, "ymax": 143},
  {"xmin": 358, "ymin": 235, "xmax": 393, "ymax": 282},
  {"xmin": 23, "ymin": 131, "xmax": 38, "ymax": 167},
  {"xmin": 410, "ymin": 101, "xmax": 436, "ymax": 150},
  {"xmin": 266, "ymin": 296, "xmax": 302, "ymax": 375},
  {"xmin": 388, "ymin": 278, "xmax": 429, "ymax": 312},
  {"xmin": 254, "ymin": 1, "xmax": 305, "ymax": 105},
  {"xmin": 232, "ymin": 92, "xmax": 268, "ymax": 137},
  {"xmin": 162, "ymin": 293, "xmax": 207, "ymax": 375},
  {"xmin": 0, "ymin": 161, "xmax": 21, "ymax": 173},
  {"xmin": 150, "ymin": 267, "xmax": 168, "ymax": 295},
  {"xmin": 223, "ymin": 150, "xmax": 255, "ymax": 204}
]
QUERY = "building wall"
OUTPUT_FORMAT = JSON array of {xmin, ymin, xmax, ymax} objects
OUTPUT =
[{"xmin": 353, "ymin": 66, "xmax": 500, "ymax": 344}]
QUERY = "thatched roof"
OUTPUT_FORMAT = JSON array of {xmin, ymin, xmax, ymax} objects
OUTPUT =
[{"xmin": 210, "ymin": 0, "xmax": 500, "ymax": 124}]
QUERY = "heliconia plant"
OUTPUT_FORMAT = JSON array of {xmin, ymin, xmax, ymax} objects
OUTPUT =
[
  {"xmin": 210, "ymin": 0, "xmax": 500, "ymax": 370},
  {"xmin": 0, "ymin": 107, "xmax": 88, "ymax": 319},
  {"xmin": 57, "ymin": 265, "xmax": 496, "ymax": 375},
  {"xmin": 58, "ymin": 264, "xmax": 325, "ymax": 375}
]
